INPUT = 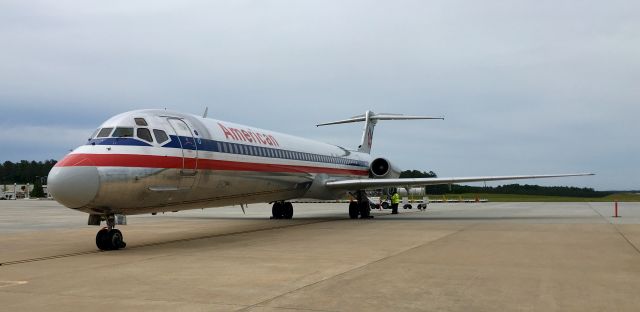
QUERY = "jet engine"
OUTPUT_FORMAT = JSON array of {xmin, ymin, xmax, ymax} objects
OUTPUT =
[{"xmin": 369, "ymin": 158, "xmax": 401, "ymax": 179}]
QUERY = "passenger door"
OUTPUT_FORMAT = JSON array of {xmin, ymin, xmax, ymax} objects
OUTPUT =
[{"xmin": 166, "ymin": 118, "xmax": 198, "ymax": 188}]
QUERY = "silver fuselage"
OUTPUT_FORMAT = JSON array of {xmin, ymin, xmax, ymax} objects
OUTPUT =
[{"xmin": 48, "ymin": 110, "xmax": 372, "ymax": 215}]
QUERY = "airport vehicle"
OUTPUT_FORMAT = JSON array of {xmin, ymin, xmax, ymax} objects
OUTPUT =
[{"xmin": 47, "ymin": 109, "xmax": 593, "ymax": 250}]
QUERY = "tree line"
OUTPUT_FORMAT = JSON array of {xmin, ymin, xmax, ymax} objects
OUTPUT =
[
  {"xmin": 0, "ymin": 160, "xmax": 57, "ymax": 185},
  {"xmin": 399, "ymin": 170, "xmax": 610, "ymax": 198},
  {"xmin": 0, "ymin": 162, "xmax": 605, "ymax": 198}
]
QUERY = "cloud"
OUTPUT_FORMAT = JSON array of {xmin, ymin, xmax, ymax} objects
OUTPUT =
[
  {"xmin": 0, "ymin": 1, "xmax": 638, "ymax": 189},
  {"xmin": 0, "ymin": 125, "xmax": 93, "ymax": 161}
]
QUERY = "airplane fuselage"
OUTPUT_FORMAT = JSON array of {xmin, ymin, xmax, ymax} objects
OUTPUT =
[
  {"xmin": 47, "ymin": 108, "xmax": 593, "ymax": 250},
  {"xmin": 48, "ymin": 109, "xmax": 371, "ymax": 215}
]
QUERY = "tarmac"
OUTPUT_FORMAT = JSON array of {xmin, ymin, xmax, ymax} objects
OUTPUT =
[{"xmin": 1, "ymin": 200, "xmax": 639, "ymax": 311}]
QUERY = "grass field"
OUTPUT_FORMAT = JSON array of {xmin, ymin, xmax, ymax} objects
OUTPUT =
[{"xmin": 425, "ymin": 193, "xmax": 640, "ymax": 202}]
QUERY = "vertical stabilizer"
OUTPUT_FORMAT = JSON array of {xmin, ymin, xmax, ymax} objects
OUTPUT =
[
  {"xmin": 358, "ymin": 110, "xmax": 377, "ymax": 154},
  {"xmin": 316, "ymin": 111, "xmax": 444, "ymax": 154}
]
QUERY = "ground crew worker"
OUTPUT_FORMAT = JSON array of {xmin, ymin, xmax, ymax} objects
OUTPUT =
[{"xmin": 391, "ymin": 192, "xmax": 400, "ymax": 214}]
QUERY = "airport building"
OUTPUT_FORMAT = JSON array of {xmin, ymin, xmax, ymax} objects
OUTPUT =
[{"xmin": 1, "ymin": 183, "xmax": 51, "ymax": 200}]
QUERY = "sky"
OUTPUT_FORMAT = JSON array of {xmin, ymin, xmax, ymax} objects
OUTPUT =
[{"xmin": 0, "ymin": 1, "xmax": 638, "ymax": 190}]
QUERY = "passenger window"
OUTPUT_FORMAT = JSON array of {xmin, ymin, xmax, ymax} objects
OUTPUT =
[
  {"xmin": 97, "ymin": 128, "xmax": 113, "ymax": 138},
  {"xmin": 134, "ymin": 118, "xmax": 148, "ymax": 126},
  {"xmin": 153, "ymin": 129, "xmax": 169, "ymax": 144},
  {"xmin": 137, "ymin": 128, "xmax": 153, "ymax": 142}
]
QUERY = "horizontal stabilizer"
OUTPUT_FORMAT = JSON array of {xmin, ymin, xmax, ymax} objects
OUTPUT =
[
  {"xmin": 316, "ymin": 113, "xmax": 444, "ymax": 127},
  {"xmin": 325, "ymin": 173, "xmax": 595, "ymax": 190},
  {"xmin": 317, "ymin": 110, "xmax": 444, "ymax": 154}
]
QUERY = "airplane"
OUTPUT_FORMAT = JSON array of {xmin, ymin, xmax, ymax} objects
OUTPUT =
[{"xmin": 47, "ymin": 109, "xmax": 593, "ymax": 251}]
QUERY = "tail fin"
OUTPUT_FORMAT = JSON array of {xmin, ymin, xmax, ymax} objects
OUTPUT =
[{"xmin": 316, "ymin": 110, "xmax": 444, "ymax": 154}]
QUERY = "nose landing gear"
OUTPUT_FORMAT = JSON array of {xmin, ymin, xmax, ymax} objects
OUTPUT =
[{"xmin": 95, "ymin": 214, "xmax": 127, "ymax": 251}]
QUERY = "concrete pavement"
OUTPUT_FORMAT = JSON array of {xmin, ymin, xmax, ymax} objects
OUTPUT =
[{"xmin": 1, "ymin": 201, "xmax": 639, "ymax": 311}]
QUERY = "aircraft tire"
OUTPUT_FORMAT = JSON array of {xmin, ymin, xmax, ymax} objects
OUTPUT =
[
  {"xmin": 348, "ymin": 202, "xmax": 359, "ymax": 219},
  {"xmin": 272, "ymin": 202, "xmax": 285, "ymax": 219},
  {"xmin": 283, "ymin": 202, "xmax": 294, "ymax": 219},
  {"xmin": 96, "ymin": 228, "xmax": 110, "ymax": 251},
  {"xmin": 107, "ymin": 229, "xmax": 126, "ymax": 250},
  {"xmin": 359, "ymin": 201, "xmax": 370, "ymax": 219}
]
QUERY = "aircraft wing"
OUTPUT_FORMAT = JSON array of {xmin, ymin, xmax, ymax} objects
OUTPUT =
[{"xmin": 325, "ymin": 173, "xmax": 594, "ymax": 190}]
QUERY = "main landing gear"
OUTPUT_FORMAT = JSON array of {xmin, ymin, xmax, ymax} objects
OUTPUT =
[
  {"xmin": 271, "ymin": 201, "xmax": 294, "ymax": 219},
  {"xmin": 349, "ymin": 191, "xmax": 372, "ymax": 219},
  {"xmin": 94, "ymin": 214, "xmax": 127, "ymax": 251}
]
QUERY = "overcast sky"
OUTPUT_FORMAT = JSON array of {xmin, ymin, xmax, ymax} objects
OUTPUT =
[{"xmin": 1, "ymin": 1, "xmax": 638, "ymax": 190}]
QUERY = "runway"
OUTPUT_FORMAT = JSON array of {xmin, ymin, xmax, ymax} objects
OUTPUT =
[{"xmin": 1, "ymin": 200, "xmax": 640, "ymax": 311}]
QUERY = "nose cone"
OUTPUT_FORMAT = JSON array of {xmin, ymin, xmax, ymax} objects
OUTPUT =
[{"xmin": 48, "ymin": 166, "xmax": 100, "ymax": 209}]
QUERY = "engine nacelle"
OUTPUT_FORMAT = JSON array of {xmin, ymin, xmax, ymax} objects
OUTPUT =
[{"xmin": 369, "ymin": 158, "xmax": 401, "ymax": 179}]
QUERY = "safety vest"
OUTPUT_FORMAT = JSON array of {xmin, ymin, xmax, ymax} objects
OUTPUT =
[{"xmin": 391, "ymin": 193, "xmax": 400, "ymax": 204}]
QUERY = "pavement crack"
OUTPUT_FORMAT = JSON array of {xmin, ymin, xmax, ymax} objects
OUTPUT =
[
  {"xmin": 0, "ymin": 219, "xmax": 337, "ymax": 267},
  {"xmin": 236, "ymin": 223, "xmax": 477, "ymax": 312},
  {"xmin": 588, "ymin": 203, "xmax": 640, "ymax": 256}
]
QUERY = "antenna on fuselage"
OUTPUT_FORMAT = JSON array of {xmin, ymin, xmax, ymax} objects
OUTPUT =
[{"xmin": 202, "ymin": 107, "xmax": 209, "ymax": 118}]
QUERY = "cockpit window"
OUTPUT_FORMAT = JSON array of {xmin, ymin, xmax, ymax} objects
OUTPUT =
[
  {"xmin": 89, "ymin": 129, "xmax": 99, "ymax": 140},
  {"xmin": 153, "ymin": 129, "xmax": 169, "ymax": 144},
  {"xmin": 97, "ymin": 127, "xmax": 114, "ymax": 138},
  {"xmin": 134, "ymin": 118, "xmax": 148, "ymax": 126},
  {"xmin": 112, "ymin": 127, "xmax": 134, "ymax": 138},
  {"xmin": 137, "ymin": 128, "xmax": 153, "ymax": 142}
]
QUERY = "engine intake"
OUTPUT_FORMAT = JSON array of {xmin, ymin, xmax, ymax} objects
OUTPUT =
[{"xmin": 369, "ymin": 158, "xmax": 401, "ymax": 179}]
